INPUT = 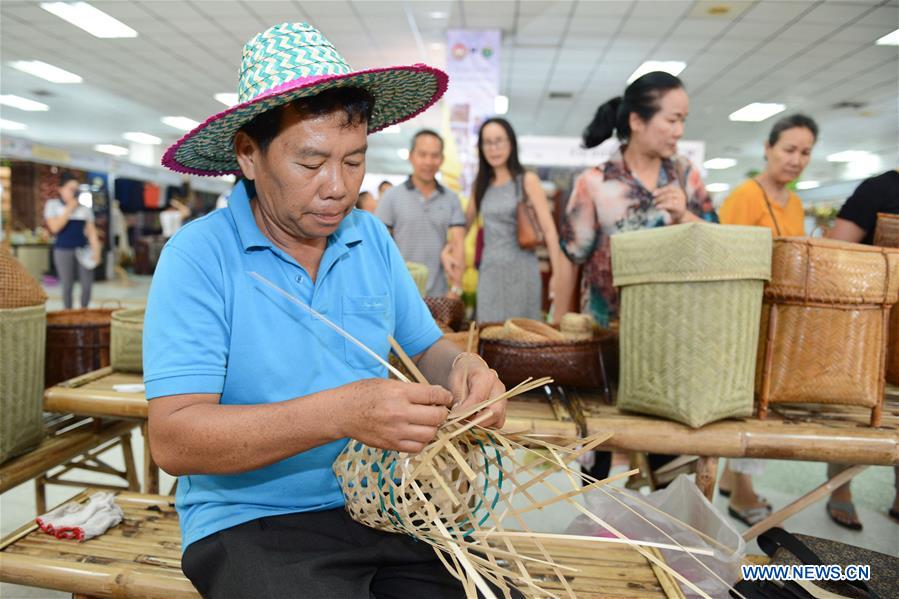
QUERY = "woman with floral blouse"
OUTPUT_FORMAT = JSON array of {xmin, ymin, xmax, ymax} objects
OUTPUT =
[{"xmin": 554, "ymin": 71, "xmax": 717, "ymax": 328}]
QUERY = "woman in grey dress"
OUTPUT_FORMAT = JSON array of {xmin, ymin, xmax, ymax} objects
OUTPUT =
[{"xmin": 468, "ymin": 118, "xmax": 564, "ymax": 323}]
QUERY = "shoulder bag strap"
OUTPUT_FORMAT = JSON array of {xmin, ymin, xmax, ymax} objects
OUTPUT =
[{"xmin": 753, "ymin": 179, "xmax": 783, "ymax": 236}]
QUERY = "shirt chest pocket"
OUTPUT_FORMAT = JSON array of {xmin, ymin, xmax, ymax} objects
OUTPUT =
[{"xmin": 342, "ymin": 294, "xmax": 391, "ymax": 372}]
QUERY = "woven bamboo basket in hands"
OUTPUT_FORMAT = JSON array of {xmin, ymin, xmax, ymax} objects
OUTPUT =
[
  {"xmin": 873, "ymin": 213, "xmax": 899, "ymax": 384},
  {"xmin": 110, "ymin": 308, "xmax": 145, "ymax": 373},
  {"xmin": 612, "ymin": 223, "xmax": 772, "ymax": 428},
  {"xmin": 756, "ymin": 237, "xmax": 899, "ymax": 426},
  {"xmin": 424, "ymin": 296, "xmax": 465, "ymax": 331}
]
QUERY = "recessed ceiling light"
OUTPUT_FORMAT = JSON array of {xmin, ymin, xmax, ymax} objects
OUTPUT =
[
  {"xmin": 94, "ymin": 144, "xmax": 129, "ymax": 156},
  {"xmin": 826, "ymin": 150, "xmax": 874, "ymax": 162},
  {"xmin": 494, "ymin": 95, "xmax": 509, "ymax": 115},
  {"xmin": 123, "ymin": 131, "xmax": 161, "ymax": 145},
  {"xmin": 428, "ymin": 11, "xmax": 448, "ymax": 18},
  {"xmin": 381, "ymin": 125, "xmax": 402, "ymax": 134},
  {"xmin": 627, "ymin": 61, "xmax": 686, "ymax": 84},
  {"xmin": 162, "ymin": 116, "xmax": 200, "ymax": 131},
  {"xmin": 728, "ymin": 103, "xmax": 785, "ymax": 122},
  {"xmin": 703, "ymin": 157, "xmax": 736, "ymax": 170},
  {"xmin": 397, "ymin": 148, "xmax": 410, "ymax": 160},
  {"xmin": 41, "ymin": 2, "xmax": 137, "ymax": 38},
  {"xmin": 795, "ymin": 180, "xmax": 820, "ymax": 190},
  {"xmin": 10, "ymin": 60, "xmax": 82, "ymax": 83},
  {"xmin": 0, "ymin": 118, "xmax": 28, "ymax": 131},
  {"xmin": 214, "ymin": 93, "xmax": 239, "ymax": 107},
  {"xmin": 429, "ymin": 43, "xmax": 443, "ymax": 51},
  {"xmin": 0, "ymin": 94, "xmax": 49, "ymax": 111},
  {"xmin": 876, "ymin": 28, "xmax": 899, "ymax": 46},
  {"xmin": 706, "ymin": 183, "xmax": 730, "ymax": 193}
]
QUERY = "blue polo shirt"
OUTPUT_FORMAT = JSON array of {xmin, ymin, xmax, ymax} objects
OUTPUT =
[{"xmin": 143, "ymin": 181, "xmax": 442, "ymax": 550}]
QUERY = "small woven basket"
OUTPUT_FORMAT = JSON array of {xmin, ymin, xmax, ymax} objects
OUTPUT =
[
  {"xmin": 612, "ymin": 223, "xmax": 772, "ymax": 428},
  {"xmin": 45, "ymin": 308, "xmax": 114, "ymax": 388},
  {"xmin": 424, "ymin": 296, "xmax": 465, "ymax": 331},
  {"xmin": 110, "ymin": 308, "xmax": 145, "ymax": 373},
  {"xmin": 406, "ymin": 262, "xmax": 429, "ymax": 297},
  {"xmin": 757, "ymin": 237, "xmax": 899, "ymax": 426}
]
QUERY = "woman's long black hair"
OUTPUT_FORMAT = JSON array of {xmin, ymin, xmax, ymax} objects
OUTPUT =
[
  {"xmin": 472, "ymin": 117, "xmax": 524, "ymax": 215},
  {"xmin": 582, "ymin": 71, "xmax": 684, "ymax": 149}
]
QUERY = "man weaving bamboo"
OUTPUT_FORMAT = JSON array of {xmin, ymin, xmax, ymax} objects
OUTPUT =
[{"xmin": 143, "ymin": 22, "xmax": 506, "ymax": 598}]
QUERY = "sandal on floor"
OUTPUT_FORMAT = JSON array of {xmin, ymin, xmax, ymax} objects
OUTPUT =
[
  {"xmin": 718, "ymin": 486, "xmax": 731, "ymax": 498},
  {"xmin": 727, "ymin": 505, "xmax": 771, "ymax": 526},
  {"xmin": 826, "ymin": 500, "xmax": 863, "ymax": 531}
]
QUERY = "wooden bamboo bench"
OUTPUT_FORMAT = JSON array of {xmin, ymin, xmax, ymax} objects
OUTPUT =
[
  {"xmin": 0, "ymin": 490, "xmax": 676, "ymax": 599},
  {"xmin": 0, "ymin": 415, "xmax": 139, "ymax": 513}
]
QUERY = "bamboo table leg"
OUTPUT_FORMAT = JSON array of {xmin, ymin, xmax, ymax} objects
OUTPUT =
[
  {"xmin": 695, "ymin": 456, "xmax": 718, "ymax": 501},
  {"xmin": 141, "ymin": 422, "xmax": 159, "ymax": 494},
  {"xmin": 743, "ymin": 464, "xmax": 868, "ymax": 541}
]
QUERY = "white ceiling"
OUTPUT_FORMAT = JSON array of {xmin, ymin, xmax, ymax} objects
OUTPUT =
[{"xmin": 1, "ymin": 0, "xmax": 897, "ymax": 192}]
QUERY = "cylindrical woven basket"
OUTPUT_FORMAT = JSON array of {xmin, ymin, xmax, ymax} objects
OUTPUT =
[
  {"xmin": 111, "ymin": 308, "xmax": 145, "ymax": 373},
  {"xmin": 1, "ymin": 248, "xmax": 48, "ymax": 309},
  {"xmin": 1, "ymin": 304, "xmax": 47, "ymax": 463},
  {"xmin": 45, "ymin": 308, "xmax": 114, "ymax": 387},
  {"xmin": 612, "ymin": 223, "xmax": 772, "ymax": 428},
  {"xmin": 424, "ymin": 296, "xmax": 465, "ymax": 331},
  {"xmin": 756, "ymin": 238, "xmax": 899, "ymax": 426},
  {"xmin": 873, "ymin": 212, "xmax": 899, "ymax": 248},
  {"xmin": 872, "ymin": 213, "xmax": 899, "ymax": 384},
  {"xmin": 406, "ymin": 262, "xmax": 429, "ymax": 297},
  {"xmin": 478, "ymin": 321, "xmax": 617, "ymax": 389},
  {"xmin": 888, "ymin": 307, "xmax": 899, "ymax": 385}
]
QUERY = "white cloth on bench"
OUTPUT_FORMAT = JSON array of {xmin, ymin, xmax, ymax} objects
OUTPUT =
[{"xmin": 36, "ymin": 491, "xmax": 124, "ymax": 541}]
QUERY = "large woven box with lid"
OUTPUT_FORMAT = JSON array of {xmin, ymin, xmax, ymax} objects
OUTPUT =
[
  {"xmin": 756, "ymin": 238, "xmax": 899, "ymax": 426},
  {"xmin": 0, "ymin": 248, "xmax": 48, "ymax": 463},
  {"xmin": 611, "ymin": 223, "xmax": 772, "ymax": 428},
  {"xmin": 873, "ymin": 213, "xmax": 899, "ymax": 385}
]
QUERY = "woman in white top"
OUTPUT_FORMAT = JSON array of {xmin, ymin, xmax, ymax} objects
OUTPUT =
[{"xmin": 44, "ymin": 173, "xmax": 101, "ymax": 308}]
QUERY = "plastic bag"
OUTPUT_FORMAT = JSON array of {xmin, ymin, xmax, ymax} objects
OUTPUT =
[{"xmin": 565, "ymin": 474, "xmax": 745, "ymax": 598}]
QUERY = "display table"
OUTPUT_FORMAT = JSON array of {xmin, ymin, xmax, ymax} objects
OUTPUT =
[
  {"xmin": 0, "ymin": 489, "xmax": 672, "ymax": 599},
  {"xmin": 45, "ymin": 368, "xmax": 899, "ymax": 538}
]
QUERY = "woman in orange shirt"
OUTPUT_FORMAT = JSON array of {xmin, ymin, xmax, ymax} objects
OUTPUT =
[
  {"xmin": 718, "ymin": 113, "xmax": 818, "ymax": 526},
  {"xmin": 719, "ymin": 114, "xmax": 817, "ymax": 237}
]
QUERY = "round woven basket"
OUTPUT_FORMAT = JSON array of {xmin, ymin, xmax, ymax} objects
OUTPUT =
[
  {"xmin": 45, "ymin": 309, "xmax": 115, "ymax": 387},
  {"xmin": 111, "ymin": 308, "xmax": 145, "ymax": 373},
  {"xmin": 334, "ymin": 430, "xmax": 504, "ymax": 538},
  {"xmin": 479, "ymin": 322, "xmax": 617, "ymax": 388},
  {"xmin": 873, "ymin": 212, "xmax": 899, "ymax": 248}
]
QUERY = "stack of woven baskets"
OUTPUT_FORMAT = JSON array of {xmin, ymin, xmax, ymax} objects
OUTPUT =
[{"xmin": 0, "ymin": 248, "xmax": 48, "ymax": 463}]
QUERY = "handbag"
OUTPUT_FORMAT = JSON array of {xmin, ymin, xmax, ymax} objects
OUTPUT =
[
  {"xmin": 516, "ymin": 175, "xmax": 545, "ymax": 250},
  {"xmin": 731, "ymin": 527, "xmax": 895, "ymax": 599}
]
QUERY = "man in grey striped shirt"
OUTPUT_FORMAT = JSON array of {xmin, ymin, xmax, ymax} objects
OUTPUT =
[{"xmin": 376, "ymin": 130, "xmax": 465, "ymax": 298}]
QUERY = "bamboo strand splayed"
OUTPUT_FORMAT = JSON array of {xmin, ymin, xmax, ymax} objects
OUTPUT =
[{"xmin": 247, "ymin": 272, "xmax": 741, "ymax": 599}]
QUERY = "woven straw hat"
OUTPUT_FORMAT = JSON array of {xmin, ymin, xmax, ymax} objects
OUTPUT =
[{"xmin": 162, "ymin": 22, "xmax": 448, "ymax": 176}]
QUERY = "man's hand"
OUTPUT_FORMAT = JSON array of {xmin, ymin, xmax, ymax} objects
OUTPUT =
[
  {"xmin": 340, "ymin": 378, "xmax": 453, "ymax": 454},
  {"xmin": 447, "ymin": 353, "xmax": 506, "ymax": 429},
  {"xmin": 440, "ymin": 244, "xmax": 463, "ymax": 283}
]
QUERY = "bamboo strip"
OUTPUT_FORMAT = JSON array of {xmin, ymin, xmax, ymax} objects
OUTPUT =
[
  {"xmin": 388, "ymin": 335, "xmax": 428, "ymax": 385},
  {"xmin": 648, "ymin": 547, "xmax": 687, "ymax": 599}
]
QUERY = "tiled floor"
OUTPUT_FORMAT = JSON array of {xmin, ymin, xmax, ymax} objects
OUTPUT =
[{"xmin": 2, "ymin": 275, "xmax": 896, "ymax": 597}]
